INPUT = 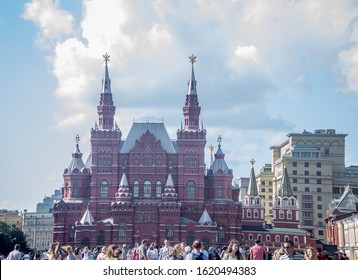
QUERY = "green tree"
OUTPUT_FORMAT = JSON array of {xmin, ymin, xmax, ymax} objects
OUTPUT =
[{"xmin": 0, "ymin": 221, "xmax": 30, "ymax": 257}]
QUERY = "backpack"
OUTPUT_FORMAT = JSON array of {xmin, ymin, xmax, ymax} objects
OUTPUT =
[{"xmin": 192, "ymin": 252, "xmax": 204, "ymax": 260}]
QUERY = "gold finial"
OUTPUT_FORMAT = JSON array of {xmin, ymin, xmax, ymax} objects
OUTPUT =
[
  {"xmin": 189, "ymin": 54, "xmax": 197, "ymax": 67},
  {"xmin": 217, "ymin": 135, "xmax": 222, "ymax": 144},
  {"xmin": 209, "ymin": 144, "xmax": 215, "ymax": 153},
  {"xmin": 250, "ymin": 159, "xmax": 256, "ymax": 166},
  {"xmin": 103, "ymin": 53, "xmax": 110, "ymax": 63}
]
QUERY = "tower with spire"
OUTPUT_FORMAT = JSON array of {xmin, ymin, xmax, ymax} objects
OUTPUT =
[
  {"xmin": 241, "ymin": 159, "xmax": 265, "ymax": 227},
  {"xmin": 272, "ymin": 161, "xmax": 300, "ymax": 228},
  {"xmin": 176, "ymin": 54, "xmax": 207, "ymax": 205},
  {"xmin": 90, "ymin": 53, "xmax": 122, "ymax": 220}
]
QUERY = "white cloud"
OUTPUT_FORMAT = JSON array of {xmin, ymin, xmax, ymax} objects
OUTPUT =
[
  {"xmin": 146, "ymin": 24, "xmax": 172, "ymax": 47},
  {"xmin": 235, "ymin": 45, "xmax": 260, "ymax": 62},
  {"xmin": 22, "ymin": 0, "xmax": 74, "ymax": 39},
  {"xmin": 337, "ymin": 47, "xmax": 358, "ymax": 94}
]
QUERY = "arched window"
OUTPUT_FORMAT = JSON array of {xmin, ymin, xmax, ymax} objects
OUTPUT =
[
  {"xmin": 275, "ymin": 235, "xmax": 280, "ymax": 242},
  {"xmin": 247, "ymin": 209, "xmax": 252, "ymax": 218},
  {"xmin": 217, "ymin": 186, "xmax": 223, "ymax": 198},
  {"xmin": 133, "ymin": 180, "xmax": 139, "ymax": 197},
  {"xmin": 119, "ymin": 223, "xmax": 126, "ymax": 241},
  {"xmin": 144, "ymin": 180, "xmax": 151, "ymax": 198},
  {"xmin": 217, "ymin": 226, "xmax": 225, "ymax": 243},
  {"xmin": 156, "ymin": 180, "xmax": 161, "ymax": 198},
  {"xmin": 166, "ymin": 223, "xmax": 173, "ymax": 241},
  {"xmin": 156, "ymin": 156, "xmax": 161, "ymax": 166},
  {"xmin": 248, "ymin": 234, "xmax": 253, "ymax": 241},
  {"xmin": 266, "ymin": 235, "xmax": 271, "ymax": 242},
  {"xmin": 100, "ymin": 180, "xmax": 109, "ymax": 197},
  {"xmin": 254, "ymin": 209, "xmax": 259, "ymax": 218},
  {"xmin": 187, "ymin": 231, "xmax": 195, "ymax": 246},
  {"xmin": 97, "ymin": 230, "xmax": 105, "ymax": 245},
  {"xmin": 294, "ymin": 236, "xmax": 299, "ymax": 244},
  {"xmin": 287, "ymin": 210, "xmax": 292, "ymax": 220},
  {"xmin": 257, "ymin": 234, "xmax": 262, "ymax": 242},
  {"xmin": 284, "ymin": 235, "xmax": 289, "ymax": 242},
  {"xmin": 279, "ymin": 210, "xmax": 284, "ymax": 219},
  {"xmin": 187, "ymin": 181, "xmax": 195, "ymax": 198}
]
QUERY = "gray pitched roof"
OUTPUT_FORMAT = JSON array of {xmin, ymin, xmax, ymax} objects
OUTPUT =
[
  {"xmin": 335, "ymin": 186, "xmax": 358, "ymax": 211},
  {"xmin": 120, "ymin": 122, "xmax": 177, "ymax": 154}
]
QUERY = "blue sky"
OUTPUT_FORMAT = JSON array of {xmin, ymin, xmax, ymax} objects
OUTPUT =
[{"xmin": 1, "ymin": 0, "xmax": 358, "ymax": 212}]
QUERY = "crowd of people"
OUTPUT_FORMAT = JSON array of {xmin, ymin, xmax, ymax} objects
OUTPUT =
[{"xmin": 1, "ymin": 238, "xmax": 351, "ymax": 260}]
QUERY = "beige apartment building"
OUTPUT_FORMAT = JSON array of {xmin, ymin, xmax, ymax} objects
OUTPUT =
[
  {"xmin": 0, "ymin": 209, "xmax": 22, "ymax": 229},
  {"xmin": 269, "ymin": 128, "xmax": 358, "ymax": 241}
]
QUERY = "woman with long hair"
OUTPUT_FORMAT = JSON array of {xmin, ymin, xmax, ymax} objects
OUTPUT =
[{"xmin": 222, "ymin": 240, "xmax": 246, "ymax": 260}]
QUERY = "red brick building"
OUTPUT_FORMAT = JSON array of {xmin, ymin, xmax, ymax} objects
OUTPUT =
[{"xmin": 53, "ymin": 54, "xmax": 312, "ymax": 250}]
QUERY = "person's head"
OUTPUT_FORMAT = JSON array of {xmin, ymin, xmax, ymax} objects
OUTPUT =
[
  {"xmin": 192, "ymin": 240, "xmax": 202, "ymax": 252},
  {"xmin": 14, "ymin": 244, "xmax": 20, "ymax": 250},
  {"xmin": 141, "ymin": 239, "xmax": 147, "ymax": 246},
  {"xmin": 227, "ymin": 240, "xmax": 239, "ymax": 252},
  {"xmin": 255, "ymin": 239, "xmax": 262, "ymax": 245},
  {"xmin": 273, "ymin": 248, "xmax": 285, "ymax": 260},
  {"xmin": 304, "ymin": 246, "xmax": 317, "ymax": 260},
  {"xmin": 283, "ymin": 240, "xmax": 294, "ymax": 256},
  {"xmin": 164, "ymin": 239, "xmax": 170, "ymax": 247}
]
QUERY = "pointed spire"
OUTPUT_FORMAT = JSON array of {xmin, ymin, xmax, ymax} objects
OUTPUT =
[
  {"xmin": 165, "ymin": 173, "xmax": 174, "ymax": 187},
  {"xmin": 162, "ymin": 172, "xmax": 178, "ymax": 201},
  {"xmin": 247, "ymin": 159, "xmax": 259, "ymax": 196},
  {"xmin": 119, "ymin": 173, "xmax": 129, "ymax": 186},
  {"xmin": 97, "ymin": 53, "xmax": 116, "ymax": 130},
  {"xmin": 187, "ymin": 54, "xmax": 197, "ymax": 95},
  {"xmin": 101, "ymin": 53, "xmax": 111, "ymax": 94},
  {"xmin": 80, "ymin": 206, "xmax": 95, "ymax": 225},
  {"xmin": 115, "ymin": 173, "xmax": 132, "ymax": 202},
  {"xmin": 199, "ymin": 208, "xmax": 213, "ymax": 225},
  {"xmin": 182, "ymin": 54, "xmax": 201, "ymax": 131},
  {"xmin": 278, "ymin": 163, "xmax": 294, "ymax": 197}
]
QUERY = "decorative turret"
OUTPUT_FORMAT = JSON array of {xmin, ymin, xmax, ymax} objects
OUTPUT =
[
  {"xmin": 62, "ymin": 135, "xmax": 90, "ymax": 200},
  {"xmin": 97, "ymin": 53, "xmax": 116, "ymax": 130},
  {"xmin": 209, "ymin": 136, "xmax": 230, "ymax": 174},
  {"xmin": 206, "ymin": 136, "xmax": 233, "ymax": 200},
  {"xmin": 65, "ymin": 135, "xmax": 87, "ymax": 174},
  {"xmin": 115, "ymin": 173, "xmax": 132, "ymax": 202}
]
